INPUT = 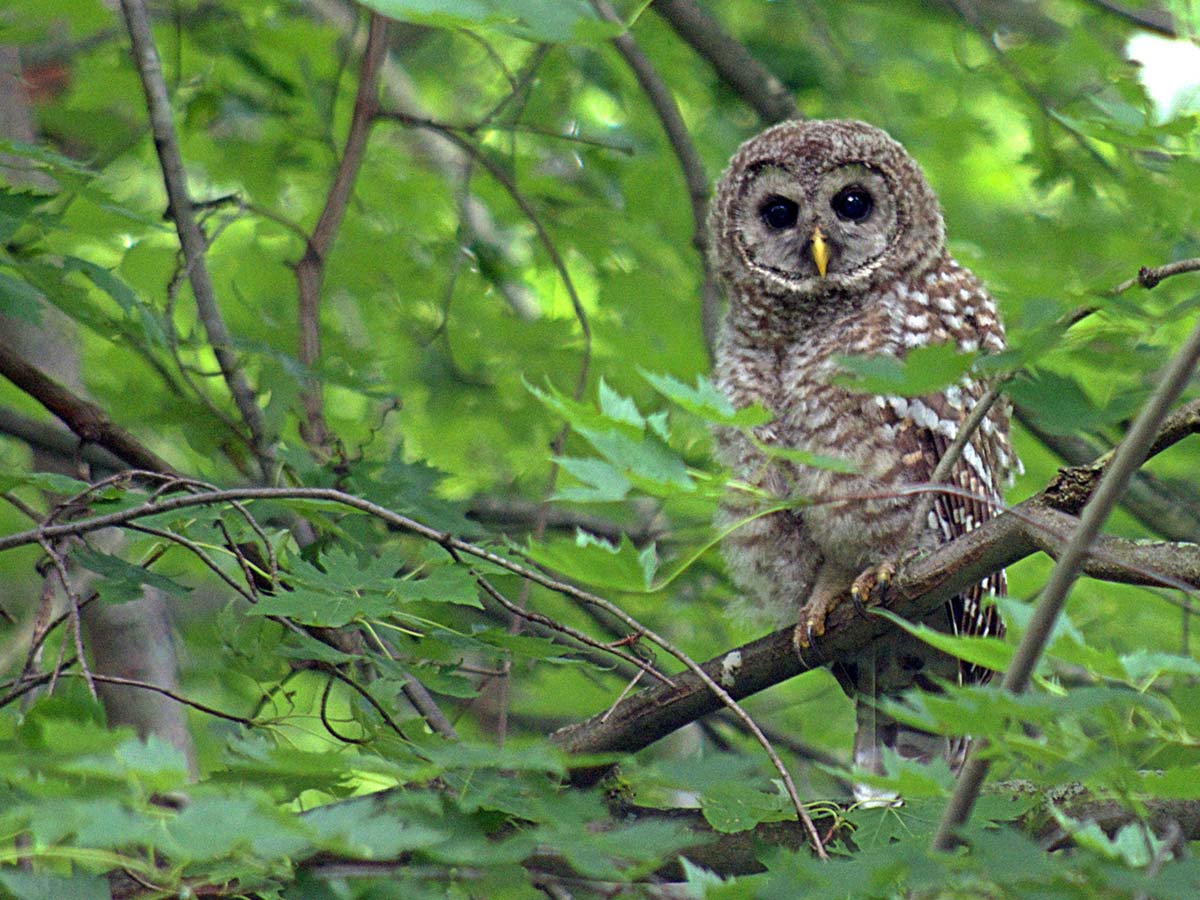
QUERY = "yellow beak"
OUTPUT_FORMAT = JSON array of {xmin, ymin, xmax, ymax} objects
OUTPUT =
[{"xmin": 811, "ymin": 226, "xmax": 829, "ymax": 278}]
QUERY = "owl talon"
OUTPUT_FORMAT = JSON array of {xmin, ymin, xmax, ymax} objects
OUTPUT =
[
  {"xmin": 792, "ymin": 619, "xmax": 826, "ymax": 663},
  {"xmin": 850, "ymin": 561, "xmax": 897, "ymax": 615}
]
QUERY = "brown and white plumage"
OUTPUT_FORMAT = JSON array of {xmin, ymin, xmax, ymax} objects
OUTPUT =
[{"xmin": 708, "ymin": 120, "xmax": 1015, "ymax": 792}]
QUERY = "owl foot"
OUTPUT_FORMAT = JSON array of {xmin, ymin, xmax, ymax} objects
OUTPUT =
[
  {"xmin": 850, "ymin": 560, "xmax": 897, "ymax": 615},
  {"xmin": 793, "ymin": 591, "xmax": 845, "ymax": 652}
]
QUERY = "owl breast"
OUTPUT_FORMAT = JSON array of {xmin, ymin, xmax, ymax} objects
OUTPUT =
[{"xmin": 716, "ymin": 258, "xmax": 1012, "ymax": 593}]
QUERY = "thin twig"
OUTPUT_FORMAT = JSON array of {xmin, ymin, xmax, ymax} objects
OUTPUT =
[
  {"xmin": 117, "ymin": 0, "xmax": 270, "ymax": 471},
  {"xmin": 932, "ymin": 311, "xmax": 1200, "ymax": 851},
  {"xmin": 590, "ymin": 0, "xmax": 723, "ymax": 359},
  {"xmin": 57, "ymin": 672, "xmax": 256, "ymax": 725},
  {"xmin": 125, "ymin": 523, "xmax": 258, "ymax": 603},
  {"xmin": 320, "ymin": 663, "xmax": 410, "ymax": 740},
  {"xmin": 1113, "ymin": 257, "xmax": 1200, "ymax": 294},
  {"xmin": 376, "ymin": 111, "xmax": 592, "ymax": 400},
  {"xmin": 361, "ymin": 626, "xmax": 459, "ymax": 740},
  {"xmin": 294, "ymin": 12, "xmax": 388, "ymax": 450},
  {"xmin": 38, "ymin": 537, "xmax": 96, "ymax": 699},
  {"xmin": 466, "ymin": 563, "xmax": 674, "ymax": 688},
  {"xmin": 945, "ymin": 0, "xmax": 1113, "ymax": 173}
]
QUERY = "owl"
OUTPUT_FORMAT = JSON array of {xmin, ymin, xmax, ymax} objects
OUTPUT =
[{"xmin": 708, "ymin": 119, "xmax": 1015, "ymax": 793}]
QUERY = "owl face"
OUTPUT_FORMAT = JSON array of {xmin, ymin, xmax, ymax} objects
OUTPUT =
[{"xmin": 710, "ymin": 120, "xmax": 946, "ymax": 300}]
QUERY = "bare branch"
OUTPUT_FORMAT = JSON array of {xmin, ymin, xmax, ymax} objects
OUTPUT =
[
  {"xmin": 376, "ymin": 111, "xmax": 592, "ymax": 396},
  {"xmin": 652, "ymin": 0, "xmax": 799, "ymax": 123},
  {"xmin": 294, "ymin": 12, "xmax": 388, "ymax": 450},
  {"xmin": 0, "ymin": 405, "xmax": 126, "ymax": 475},
  {"xmin": 0, "ymin": 342, "xmax": 173, "ymax": 473},
  {"xmin": 1114, "ymin": 257, "xmax": 1200, "ymax": 294},
  {"xmin": 1016, "ymin": 405, "xmax": 1200, "ymax": 542},
  {"xmin": 550, "ymin": 480, "xmax": 1200, "ymax": 766},
  {"xmin": 117, "ymin": 0, "xmax": 269, "ymax": 469},
  {"xmin": 934, "ymin": 312, "xmax": 1200, "ymax": 851}
]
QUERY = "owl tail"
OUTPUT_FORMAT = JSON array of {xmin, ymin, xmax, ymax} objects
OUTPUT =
[{"xmin": 848, "ymin": 645, "xmax": 966, "ymax": 806}]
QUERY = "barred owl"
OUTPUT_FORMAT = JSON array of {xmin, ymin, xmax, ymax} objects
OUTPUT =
[{"xmin": 709, "ymin": 119, "xmax": 1015, "ymax": 792}]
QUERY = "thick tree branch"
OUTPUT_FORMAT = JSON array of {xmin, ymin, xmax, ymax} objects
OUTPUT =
[
  {"xmin": 0, "ymin": 342, "xmax": 173, "ymax": 474},
  {"xmin": 117, "ymin": 0, "xmax": 269, "ymax": 470},
  {"xmin": 652, "ymin": 0, "xmax": 799, "ymax": 123},
  {"xmin": 294, "ymin": 12, "xmax": 388, "ymax": 449},
  {"xmin": 0, "ymin": 405, "xmax": 126, "ymax": 475}
]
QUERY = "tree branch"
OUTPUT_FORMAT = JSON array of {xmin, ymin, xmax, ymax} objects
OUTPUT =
[
  {"xmin": 590, "ymin": 0, "xmax": 723, "ymax": 359},
  {"xmin": 0, "ymin": 342, "xmax": 173, "ymax": 474},
  {"xmin": 1016, "ymin": 405, "xmax": 1200, "ymax": 543},
  {"xmin": 550, "ymin": 396, "xmax": 1200, "ymax": 768},
  {"xmin": 0, "ymin": 405, "xmax": 126, "ymax": 475},
  {"xmin": 294, "ymin": 12, "xmax": 388, "ymax": 450},
  {"xmin": 652, "ymin": 0, "xmax": 799, "ymax": 123},
  {"xmin": 1114, "ymin": 257, "xmax": 1200, "ymax": 294},
  {"xmin": 117, "ymin": 0, "xmax": 269, "ymax": 471}
]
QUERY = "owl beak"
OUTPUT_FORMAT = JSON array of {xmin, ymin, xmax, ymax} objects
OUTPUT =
[{"xmin": 810, "ymin": 226, "xmax": 829, "ymax": 278}]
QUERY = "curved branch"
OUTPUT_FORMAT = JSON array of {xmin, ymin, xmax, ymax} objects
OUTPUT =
[
  {"xmin": 590, "ymin": 0, "xmax": 723, "ymax": 359},
  {"xmin": 652, "ymin": 0, "xmax": 799, "ymax": 123},
  {"xmin": 117, "ymin": 0, "xmax": 269, "ymax": 468},
  {"xmin": 550, "ymin": 394, "xmax": 1200, "ymax": 767}
]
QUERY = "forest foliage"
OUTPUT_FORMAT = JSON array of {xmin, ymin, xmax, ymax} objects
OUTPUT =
[{"xmin": 2, "ymin": 0, "xmax": 1200, "ymax": 897}]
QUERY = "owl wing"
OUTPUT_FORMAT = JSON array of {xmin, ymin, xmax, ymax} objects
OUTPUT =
[{"xmin": 884, "ymin": 380, "xmax": 1010, "ymax": 685}]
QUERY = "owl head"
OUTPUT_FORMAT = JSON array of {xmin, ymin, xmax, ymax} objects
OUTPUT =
[{"xmin": 709, "ymin": 119, "xmax": 946, "ymax": 302}]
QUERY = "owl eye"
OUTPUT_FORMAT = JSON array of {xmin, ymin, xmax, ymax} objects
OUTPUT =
[
  {"xmin": 831, "ymin": 186, "xmax": 873, "ymax": 222},
  {"xmin": 759, "ymin": 196, "xmax": 799, "ymax": 230}
]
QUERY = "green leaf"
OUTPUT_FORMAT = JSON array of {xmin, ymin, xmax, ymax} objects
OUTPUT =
[
  {"xmin": 72, "ymin": 547, "xmax": 191, "ymax": 605},
  {"xmin": 0, "ymin": 872, "xmax": 110, "ymax": 900},
  {"xmin": 355, "ymin": 0, "xmax": 619, "ymax": 43},
  {"xmin": 248, "ymin": 585, "xmax": 396, "ymax": 627},
  {"xmin": 1119, "ymin": 650, "xmax": 1200, "ymax": 688},
  {"xmin": 0, "ymin": 471, "xmax": 93, "ymax": 495},
  {"xmin": 834, "ymin": 343, "xmax": 977, "ymax": 397},
  {"xmin": 700, "ymin": 781, "xmax": 790, "ymax": 833},
  {"xmin": 62, "ymin": 256, "xmax": 166, "ymax": 347},
  {"xmin": 597, "ymin": 377, "xmax": 644, "ymax": 429},
  {"xmin": 0, "ymin": 187, "xmax": 51, "ymax": 243},
  {"xmin": 0, "ymin": 268, "xmax": 42, "ymax": 322},
  {"xmin": 1006, "ymin": 369, "xmax": 1144, "ymax": 435},
  {"xmin": 524, "ymin": 530, "xmax": 657, "ymax": 593},
  {"xmin": 640, "ymin": 370, "xmax": 772, "ymax": 427},
  {"xmin": 552, "ymin": 456, "xmax": 632, "ymax": 502},
  {"xmin": 871, "ymin": 608, "xmax": 1013, "ymax": 671},
  {"xmin": 392, "ymin": 565, "xmax": 482, "ymax": 608}
]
